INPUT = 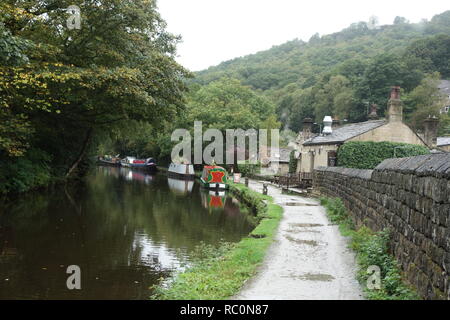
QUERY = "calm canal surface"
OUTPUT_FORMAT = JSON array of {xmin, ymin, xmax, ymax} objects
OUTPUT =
[{"xmin": 0, "ymin": 166, "xmax": 255, "ymax": 299}]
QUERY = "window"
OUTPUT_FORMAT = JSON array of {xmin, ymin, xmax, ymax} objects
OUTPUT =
[{"xmin": 327, "ymin": 151, "xmax": 337, "ymax": 167}]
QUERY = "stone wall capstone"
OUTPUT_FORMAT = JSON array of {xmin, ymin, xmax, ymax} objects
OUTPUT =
[{"xmin": 313, "ymin": 153, "xmax": 450, "ymax": 300}]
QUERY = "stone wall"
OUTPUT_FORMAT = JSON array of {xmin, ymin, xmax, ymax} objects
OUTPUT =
[{"xmin": 313, "ymin": 153, "xmax": 450, "ymax": 300}]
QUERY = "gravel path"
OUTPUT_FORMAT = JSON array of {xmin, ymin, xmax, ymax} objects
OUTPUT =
[{"xmin": 235, "ymin": 180, "xmax": 364, "ymax": 300}]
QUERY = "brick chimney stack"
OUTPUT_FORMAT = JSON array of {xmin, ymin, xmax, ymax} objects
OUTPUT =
[
  {"xmin": 302, "ymin": 118, "xmax": 314, "ymax": 140},
  {"xmin": 368, "ymin": 104, "xmax": 379, "ymax": 120},
  {"xmin": 388, "ymin": 86, "xmax": 403, "ymax": 123},
  {"xmin": 423, "ymin": 116, "xmax": 439, "ymax": 149}
]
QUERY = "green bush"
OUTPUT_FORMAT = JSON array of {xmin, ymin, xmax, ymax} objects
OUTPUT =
[
  {"xmin": 337, "ymin": 141, "xmax": 430, "ymax": 169},
  {"xmin": 0, "ymin": 149, "xmax": 52, "ymax": 194},
  {"xmin": 237, "ymin": 160, "xmax": 261, "ymax": 177}
]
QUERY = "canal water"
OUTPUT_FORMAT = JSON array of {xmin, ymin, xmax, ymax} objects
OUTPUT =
[{"xmin": 0, "ymin": 166, "xmax": 255, "ymax": 299}]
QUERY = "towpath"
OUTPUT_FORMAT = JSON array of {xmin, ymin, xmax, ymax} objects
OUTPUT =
[{"xmin": 235, "ymin": 180, "xmax": 364, "ymax": 300}]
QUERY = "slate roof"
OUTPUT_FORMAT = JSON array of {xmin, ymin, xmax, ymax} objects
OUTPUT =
[
  {"xmin": 437, "ymin": 137, "xmax": 450, "ymax": 147},
  {"xmin": 303, "ymin": 120, "xmax": 387, "ymax": 146},
  {"xmin": 438, "ymin": 80, "xmax": 450, "ymax": 96}
]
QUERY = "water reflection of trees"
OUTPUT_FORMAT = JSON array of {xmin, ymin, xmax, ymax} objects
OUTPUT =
[
  {"xmin": 90, "ymin": 167, "xmax": 255, "ymax": 248},
  {"xmin": 0, "ymin": 167, "xmax": 255, "ymax": 299}
]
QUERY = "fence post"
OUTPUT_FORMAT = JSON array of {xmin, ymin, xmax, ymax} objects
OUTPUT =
[{"xmin": 263, "ymin": 183, "xmax": 268, "ymax": 195}]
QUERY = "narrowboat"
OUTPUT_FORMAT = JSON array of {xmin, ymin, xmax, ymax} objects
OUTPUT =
[
  {"xmin": 98, "ymin": 155, "xmax": 121, "ymax": 166},
  {"xmin": 120, "ymin": 156, "xmax": 157, "ymax": 172},
  {"xmin": 200, "ymin": 165, "xmax": 229, "ymax": 190},
  {"xmin": 168, "ymin": 163, "xmax": 195, "ymax": 179}
]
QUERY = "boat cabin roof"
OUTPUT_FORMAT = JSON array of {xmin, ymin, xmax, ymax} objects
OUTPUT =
[{"xmin": 203, "ymin": 165, "xmax": 226, "ymax": 170}]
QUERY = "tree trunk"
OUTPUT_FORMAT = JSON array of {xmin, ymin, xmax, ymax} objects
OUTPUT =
[{"xmin": 66, "ymin": 127, "xmax": 93, "ymax": 178}]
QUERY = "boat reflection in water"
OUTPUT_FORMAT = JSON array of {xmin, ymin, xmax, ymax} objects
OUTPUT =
[
  {"xmin": 167, "ymin": 177, "xmax": 194, "ymax": 196},
  {"xmin": 120, "ymin": 167, "xmax": 155, "ymax": 185},
  {"xmin": 201, "ymin": 190, "xmax": 227, "ymax": 210},
  {"xmin": 200, "ymin": 190, "xmax": 244, "ymax": 218}
]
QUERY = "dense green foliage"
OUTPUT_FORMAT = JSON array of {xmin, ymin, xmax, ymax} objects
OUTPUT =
[
  {"xmin": 0, "ymin": 0, "xmax": 189, "ymax": 193},
  {"xmin": 185, "ymin": 78, "xmax": 276, "ymax": 130},
  {"xmin": 0, "ymin": 149, "xmax": 52, "ymax": 194},
  {"xmin": 404, "ymin": 73, "xmax": 450, "ymax": 134},
  {"xmin": 320, "ymin": 197, "xmax": 419, "ymax": 300},
  {"xmin": 195, "ymin": 12, "xmax": 450, "ymax": 131},
  {"xmin": 152, "ymin": 182, "xmax": 282, "ymax": 300},
  {"xmin": 99, "ymin": 77, "xmax": 280, "ymax": 165},
  {"xmin": 337, "ymin": 141, "xmax": 430, "ymax": 169}
]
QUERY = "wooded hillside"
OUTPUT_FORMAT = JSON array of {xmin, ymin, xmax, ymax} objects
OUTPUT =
[{"xmin": 194, "ymin": 11, "xmax": 450, "ymax": 131}]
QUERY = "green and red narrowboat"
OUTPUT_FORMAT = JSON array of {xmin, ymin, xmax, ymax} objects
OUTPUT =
[{"xmin": 200, "ymin": 165, "xmax": 229, "ymax": 190}]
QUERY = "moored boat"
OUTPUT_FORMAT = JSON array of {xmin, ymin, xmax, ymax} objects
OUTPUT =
[
  {"xmin": 98, "ymin": 155, "xmax": 121, "ymax": 166},
  {"xmin": 120, "ymin": 156, "xmax": 157, "ymax": 172},
  {"xmin": 200, "ymin": 165, "xmax": 229, "ymax": 190},
  {"xmin": 168, "ymin": 163, "xmax": 195, "ymax": 179}
]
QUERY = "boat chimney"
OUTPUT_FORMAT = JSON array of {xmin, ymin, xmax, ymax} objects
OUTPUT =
[{"xmin": 302, "ymin": 117, "xmax": 314, "ymax": 139}]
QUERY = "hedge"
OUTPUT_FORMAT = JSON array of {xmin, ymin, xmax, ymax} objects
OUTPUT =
[
  {"xmin": 237, "ymin": 160, "xmax": 261, "ymax": 177},
  {"xmin": 337, "ymin": 141, "xmax": 430, "ymax": 169}
]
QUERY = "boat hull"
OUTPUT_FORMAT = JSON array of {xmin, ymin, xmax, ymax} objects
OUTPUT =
[
  {"xmin": 200, "ymin": 179, "xmax": 229, "ymax": 190},
  {"xmin": 122, "ymin": 163, "xmax": 157, "ymax": 172},
  {"xmin": 168, "ymin": 163, "xmax": 195, "ymax": 179},
  {"xmin": 120, "ymin": 156, "xmax": 157, "ymax": 172},
  {"xmin": 98, "ymin": 159, "xmax": 121, "ymax": 166}
]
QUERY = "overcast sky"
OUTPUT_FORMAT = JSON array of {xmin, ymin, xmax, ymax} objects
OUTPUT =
[{"xmin": 157, "ymin": 0, "xmax": 449, "ymax": 72}]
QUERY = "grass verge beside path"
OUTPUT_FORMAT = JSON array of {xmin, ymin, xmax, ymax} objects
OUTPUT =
[
  {"xmin": 151, "ymin": 181, "xmax": 283, "ymax": 300},
  {"xmin": 320, "ymin": 197, "xmax": 420, "ymax": 300}
]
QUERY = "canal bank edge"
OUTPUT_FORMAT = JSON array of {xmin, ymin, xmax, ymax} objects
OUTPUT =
[{"xmin": 151, "ymin": 181, "xmax": 283, "ymax": 300}]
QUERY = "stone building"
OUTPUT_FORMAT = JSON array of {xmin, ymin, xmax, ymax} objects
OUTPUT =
[
  {"xmin": 260, "ymin": 147, "xmax": 292, "ymax": 175},
  {"xmin": 295, "ymin": 87, "xmax": 437, "ymax": 173},
  {"xmin": 437, "ymin": 137, "xmax": 450, "ymax": 152}
]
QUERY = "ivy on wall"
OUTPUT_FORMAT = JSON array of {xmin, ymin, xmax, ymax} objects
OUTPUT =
[{"xmin": 337, "ymin": 141, "xmax": 430, "ymax": 169}]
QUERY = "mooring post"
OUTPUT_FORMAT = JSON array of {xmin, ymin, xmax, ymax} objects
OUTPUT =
[
  {"xmin": 263, "ymin": 183, "xmax": 268, "ymax": 195},
  {"xmin": 245, "ymin": 177, "xmax": 249, "ymax": 187}
]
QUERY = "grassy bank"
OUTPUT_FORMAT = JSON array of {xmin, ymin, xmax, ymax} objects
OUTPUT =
[
  {"xmin": 320, "ymin": 197, "xmax": 420, "ymax": 300},
  {"xmin": 151, "ymin": 182, "xmax": 283, "ymax": 300}
]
